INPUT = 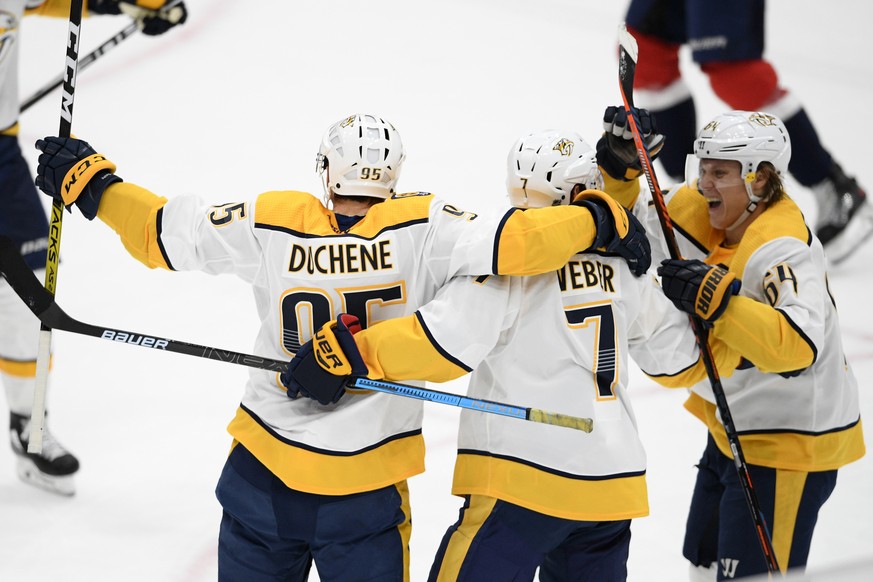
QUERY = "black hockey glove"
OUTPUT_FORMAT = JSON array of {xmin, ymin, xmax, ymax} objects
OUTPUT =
[
  {"xmin": 88, "ymin": 1, "xmax": 188, "ymax": 36},
  {"xmin": 35, "ymin": 137, "xmax": 123, "ymax": 221},
  {"xmin": 657, "ymin": 259, "xmax": 741, "ymax": 323},
  {"xmin": 281, "ymin": 314, "xmax": 369, "ymax": 406},
  {"xmin": 572, "ymin": 190, "xmax": 651, "ymax": 277},
  {"xmin": 596, "ymin": 106, "xmax": 666, "ymax": 181}
]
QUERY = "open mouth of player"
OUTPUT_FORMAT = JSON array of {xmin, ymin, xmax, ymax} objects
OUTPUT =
[{"xmin": 705, "ymin": 197, "xmax": 722, "ymax": 209}]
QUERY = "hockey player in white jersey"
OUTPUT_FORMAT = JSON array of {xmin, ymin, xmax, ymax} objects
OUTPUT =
[
  {"xmin": 0, "ymin": 0, "xmax": 186, "ymax": 496},
  {"xmin": 32, "ymin": 113, "xmax": 650, "ymax": 581},
  {"xmin": 649, "ymin": 111, "xmax": 866, "ymax": 579},
  {"xmin": 282, "ymin": 129, "xmax": 741, "ymax": 581}
]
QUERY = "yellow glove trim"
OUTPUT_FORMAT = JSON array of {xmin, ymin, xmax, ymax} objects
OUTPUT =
[
  {"xmin": 60, "ymin": 153, "xmax": 116, "ymax": 205},
  {"xmin": 313, "ymin": 322, "xmax": 353, "ymax": 376},
  {"xmin": 694, "ymin": 266, "xmax": 736, "ymax": 320},
  {"xmin": 572, "ymin": 189, "xmax": 629, "ymax": 238}
]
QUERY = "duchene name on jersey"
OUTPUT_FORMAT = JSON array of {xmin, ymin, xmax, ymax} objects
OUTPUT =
[
  {"xmin": 287, "ymin": 238, "xmax": 397, "ymax": 278},
  {"xmin": 557, "ymin": 258, "xmax": 616, "ymax": 293}
]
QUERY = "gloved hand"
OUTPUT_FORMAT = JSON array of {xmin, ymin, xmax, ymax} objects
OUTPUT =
[
  {"xmin": 596, "ymin": 106, "xmax": 666, "ymax": 181},
  {"xmin": 35, "ymin": 137, "xmax": 123, "ymax": 220},
  {"xmin": 281, "ymin": 314, "xmax": 369, "ymax": 405},
  {"xmin": 88, "ymin": 0, "xmax": 187, "ymax": 36},
  {"xmin": 572, "ymin": 190, "xmax": 651, "ymax": 277},
  {"xmin": 657, "ymin": 259, "xmax": 741, "ymax": 323}
]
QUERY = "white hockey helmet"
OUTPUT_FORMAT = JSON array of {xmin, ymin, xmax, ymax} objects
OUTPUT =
[
  {"xmin": 695, "ymin": 111, "xmax": 791, "ymax": 227},
  {"xmin": 506, "ymin": 130, "xmax": 603, "ymax": 208},
  {"xmin": 695, "ymin": 111, "xmax": 791, "ymax": 184},
  {"xmin": 316, "ymin": 114, "xmax": 406, "ymax": 200}
]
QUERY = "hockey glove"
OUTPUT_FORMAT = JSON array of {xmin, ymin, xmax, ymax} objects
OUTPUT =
[
  {"xmin": 657, "ymin": 259, "xmax": 741, "ymax": 323},
  {"xmin": 35, "ymin": 137, "xmax": 123, "ymax": 221},
  {"xmin": 572, "ymin": 190, "xmax": 651, "ymax": 277},
  {"xmin": 88, "ymin": 1, "xmax": 188, "ymax": 36},
  {"xmin": 596, "ymin": 106, "xmax": 666, "ymax": 181},
  {"xmin": 281, "ymin": 314, "xmax": 369, "ymax": 406}
]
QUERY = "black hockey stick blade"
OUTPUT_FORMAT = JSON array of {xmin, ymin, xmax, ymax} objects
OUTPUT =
[{"xmin": 0, "ymin": 235, "xmax": 287, "ymax": 374}]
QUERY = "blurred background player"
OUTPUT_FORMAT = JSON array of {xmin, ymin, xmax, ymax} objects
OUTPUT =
[
  {"xmin": 624, "ymin": 0, "xmax": 873, "ymax": 264},
  {"xmin": 652, "ymin": 111, "xmax": 865, "ymax": 579},
  {"xmin": 0, "ymin": 0, "xmax": 186, "ymax": 495},
  {"xmin": 281, "ymin": 128, "xmax": 739, "ymax": 582},
  {"xmin": 32, "ymin": 113, "xmax": 647, "ymax": 580}
]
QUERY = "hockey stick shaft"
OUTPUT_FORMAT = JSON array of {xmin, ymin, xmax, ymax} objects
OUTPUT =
[
  {"xmin": 20, "ymin": 22, "xmax": 138, "ymax": 114},
  {"xmin": 349, "ymin": 378, "xmax": 592, "ymax": 432},
  {"xmin": 30, "ymin": 0, "xmax": 85, "ymax": 454},
  {"xmin": 0, "ymin": 236, "xmax": 592, "ymax": 432},
  {"xmin": 617, "ymin": 24, "xmax": 780, "ymax": 574}
]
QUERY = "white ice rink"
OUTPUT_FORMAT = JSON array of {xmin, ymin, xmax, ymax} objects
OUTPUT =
[{"xmin": 2, "ymin": 1, "xmax": 872, "ymax": 580}]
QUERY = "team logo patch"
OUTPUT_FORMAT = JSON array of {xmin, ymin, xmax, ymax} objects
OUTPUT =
[
  {"xmin": 748, "ymin": 112, "xmax": 778, "ymax": 127},
  {"xmin": 553, "ymin": 138, "xmax": 574, "ymax": 157},
  {"xmin": 339, "ymin": 115, "xmax": 356, "ymax": 128}
]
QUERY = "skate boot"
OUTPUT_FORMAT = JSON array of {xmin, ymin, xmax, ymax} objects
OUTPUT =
[
  {"xmin": 811, "ymin": 163, "xmax": 873, "ymax": 264},
  {"xmin": 10, "ymin": 412, "xmax": 79, "ymax": 496}
]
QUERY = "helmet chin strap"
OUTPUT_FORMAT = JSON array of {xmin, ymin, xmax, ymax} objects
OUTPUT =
[{"xmin": 727, "ymin": 171, "xmax": 762, "ymax": 231}]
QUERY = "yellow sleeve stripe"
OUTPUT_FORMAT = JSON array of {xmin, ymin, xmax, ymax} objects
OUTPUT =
[
  {"xmin": 713, "ymin": 296, "xmax": 815, "ymax": 373},
  {"xmin": 356, "ymin": 313, "xmax": 470, "ymax": 383},
  {"xmin": 601, "ymin": 171, "xmax": 641, "ymax": 209},
  {"xmin": 1, "ymin": 123, "xmax": 19, "ymax": 136},
  {"xmin": 645, "ymin": 334, "xmax": 742, "ymax": 388},
  {"xmin": 96, "ymin": 182, "xmax": 171, "ymax": 269},
  {"xmin": 496, "ymin": 206, "xmax": 596, "ymax": 276}
]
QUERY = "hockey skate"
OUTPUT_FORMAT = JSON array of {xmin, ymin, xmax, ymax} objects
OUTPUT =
[
  {"xmin": 9, "ymin": 412, "xmax": 79, "ymax": 496},
  {"xmin": 812, "ymin": 163, "xmax": 873, "ymax": 264}
]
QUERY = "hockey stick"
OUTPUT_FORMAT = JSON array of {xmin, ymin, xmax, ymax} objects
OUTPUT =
[
  {"xmin": 617, "ymin": 24, "xmax": 780, "ymax": 574},
  {"xmin": 349, "ymin": 378, "xmax": 592, "ymax": 432},
  {"xmin": 30, "ymin": 0, "xmax": 84, "ymax": 454},
  {"xmin": 0, "ymin": 236, "xmax": 593, "ymax": 433},
  {"xmin": 20, "ymin": 22, "xmax": 138, "ymax": 114}
]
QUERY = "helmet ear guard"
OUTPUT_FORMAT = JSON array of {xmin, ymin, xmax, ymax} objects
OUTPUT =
[{"xmin": 506, "ymin": 130, "xmax": 603, "ymax": 209}]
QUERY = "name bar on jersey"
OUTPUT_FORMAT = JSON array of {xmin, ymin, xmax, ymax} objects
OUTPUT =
[{"xmin": 287, "ymin": 239, "xmax": 395, "ymax": 277}]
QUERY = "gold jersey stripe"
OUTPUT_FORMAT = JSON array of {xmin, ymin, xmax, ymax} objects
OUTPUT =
[
  {"xmin": 226, "ymin": 406, "xmax": 426, "ymax": 495},
  {"xmin": 0, "ymin": 356, "xmax": 52, "ymax": 377},
  {"xmin": 254, "ymin": 191, "xmax": 433, "ymax": 237},
  {"xmin": 452, "ymin": 452, "xmax": 649, "ymax": 521},
  {"xmin": 685, "ymin": 394, "xmax": 866, "ymax": 471}
]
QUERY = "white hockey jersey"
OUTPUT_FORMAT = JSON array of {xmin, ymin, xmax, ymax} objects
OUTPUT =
[
  {"xmin": 95, "ymin": 182, "xmax": 607, "ymax": 494},
  {"xmin": 647, "ymin": 185, "xmax": 865, "ymax": 471},
  {"xmin": 354, "ymin": 253, "xmax": 741, "ymax": 521}
]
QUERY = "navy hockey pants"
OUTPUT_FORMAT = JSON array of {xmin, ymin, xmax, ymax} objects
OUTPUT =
[
  {"xmin": 0, "ymin": 135, "xmax": 50, "ymax": 270},
  {"xmin": 215, "ymin": 443, "xmax": 411, "ymax": 582},
  {"xmin": 428, "ymin": 494, "xmax": 631, "ymax": 581},
  {"xmin": 683, "ymin": 433, "xmax": 837, "ymax": 580}
]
